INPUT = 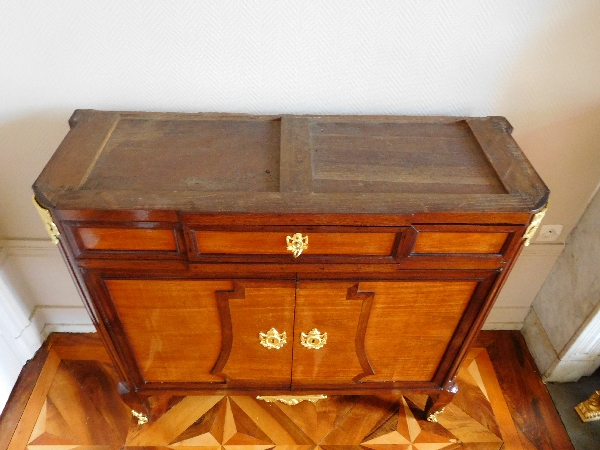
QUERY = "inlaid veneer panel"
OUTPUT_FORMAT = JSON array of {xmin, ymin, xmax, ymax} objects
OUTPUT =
[
  {"xmin": 77, "ymin": 227, "xmax": 178, "ymax": 252},
  {"xmin": 194, "ymin": 231, "xmax": 396, "ymax": 256},
  {"xmin": 292, "ymin": 281, "xmax": 370, "ymax": 385},
  {"xmin": 105, "ymin": 279, "xmax": 232, "ymax": 383},
  {"xmin": 214, "ymin": 282, "xmax": 296, "ymax": 387},
  {"xmin": 413, "ymin": 232, "xmax": 508, "ymax": 254},
  {"xmin": 358, "ymin": 280, "xmax": 477, "ymax": 382}
]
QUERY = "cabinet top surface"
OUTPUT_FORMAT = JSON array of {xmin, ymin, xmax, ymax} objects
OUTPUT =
[{"xmin": 33, "ymin": 110, "xmax": 548, "ymax": 216}]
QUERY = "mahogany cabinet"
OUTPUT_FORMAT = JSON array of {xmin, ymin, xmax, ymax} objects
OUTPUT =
[{"xmin": 33, "ymin": 110, "xmax": 549, "ymax": 422}]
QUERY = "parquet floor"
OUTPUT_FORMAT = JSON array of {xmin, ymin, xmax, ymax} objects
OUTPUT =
[{"xmin": 0, "ymin": 332, "xmax": 573, "ymax": 450}]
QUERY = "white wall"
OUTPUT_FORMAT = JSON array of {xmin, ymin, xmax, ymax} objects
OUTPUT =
[
  {"xmin": 0, "ymin": 242, "xmax": 93, "ymax": 412},
  {"xmin": 1, "ymin": 0, "xmax": 600, "ymax": 410}
]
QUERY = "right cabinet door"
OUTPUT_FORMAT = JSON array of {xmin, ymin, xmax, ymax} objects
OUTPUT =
[{"xmin": 291, "ymin": 276, "xmax": 493, "ymax": 387}]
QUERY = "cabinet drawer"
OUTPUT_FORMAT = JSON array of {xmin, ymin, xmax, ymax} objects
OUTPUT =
[
  {"xmin": 68, "ymin": 223, "xmax": 184, "ymax": 258},
  {"xmin": 400, "ymin": 225, "xmax": 523, "ymax": 269},
  {"xmin": 188, "ymin": 228, "xmax": 400, "ymax": 262},
  {"xmin": 413, "ymin": 231, "xmax": 508, "ymax": 254}
]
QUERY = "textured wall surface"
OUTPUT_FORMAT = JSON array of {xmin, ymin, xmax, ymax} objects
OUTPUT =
[{"xmin": 534, "ymin": 188, "xmax": 600, "ymax": 353}]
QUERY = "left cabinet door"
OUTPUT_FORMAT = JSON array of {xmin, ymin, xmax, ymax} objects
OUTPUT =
[{"xmin": 100, "ymin": 278, "xmax": 296, "ymax": 389}]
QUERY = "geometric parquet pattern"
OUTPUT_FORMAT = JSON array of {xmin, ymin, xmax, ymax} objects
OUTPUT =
[{"xmin": 21, "ymin": 346, "xmax": 523, "ymax": 450}]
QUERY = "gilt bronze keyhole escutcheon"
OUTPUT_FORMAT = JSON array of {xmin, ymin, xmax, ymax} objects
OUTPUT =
[
  {"xmin": 301, "ymin": 328, "xmax": 327, "ymax": 349},
  {"xmin": 259, "ymin": 328, "xmax": 287, "ymax": 349},
  {"xmin": 286, "ymin": 233, "xmax": 308, "ymax": 258}
]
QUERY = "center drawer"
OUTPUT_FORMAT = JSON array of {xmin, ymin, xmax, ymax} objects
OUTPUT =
[{"xmin": 186, "ymin": 226, "xmax": 404, "ymax": 263}]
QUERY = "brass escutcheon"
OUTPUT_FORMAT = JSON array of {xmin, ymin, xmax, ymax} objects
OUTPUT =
[
  {"xmin": 301, "ymin": 328, "xmax": 327, "ymax": 349},
  {"xmin": 259, "ymin": 328, "xmax": 287, "ymax": 349},
  {"xmin": 286, "ymin": 233, "xmax": 308, "ymax": 258}
]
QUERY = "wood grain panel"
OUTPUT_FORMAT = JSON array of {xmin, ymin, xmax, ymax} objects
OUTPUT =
[
  {"xmin": 5, "ymin": 350, "xmax": 61, "ymax": 450},
  {"xmin": 476, "ymin": 331, "xmax": 575, "ymax": 449},
  {"xmin": 310, "ymin": 119, "xmax": 507, "ymax": 195},
  {"xmin": 77, "ymin": 227, "xmax": 178, "ymax": 251},
  {"xmin": 194, "ymin": 231, "xmax": 396, "ymax": 256},
  {"xmin": 35, "ymin": 112, "xmax": 549, "ymax": 213},
  {"xmin": 0, "ymin": 346, "xmax": 50, "ymax": 449},
  {"xmin": 215, "ymin": 281, "xmax": 296, "ymax": 387},
  {"xmin": 358, "ymin": 280, "xmax": 477, "ymax": 382},
  {"xmin": 80, "ymin": 117, "xmax": 281, "ymax": 193},
  {"xmin": 292, "ymin": 281, "xmax": 370, "ymax": 385},
  {"xmin": 105, "ymin": 279, "xmax": 232, "ymax": 383},
  {"xmin": 413, "ymin": 232, "xmax": 508, "ymax": 254}
]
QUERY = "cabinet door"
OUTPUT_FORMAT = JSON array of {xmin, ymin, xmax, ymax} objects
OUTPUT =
[
  {"xmin": 356, "ymin": 280, "xmax": 478, "ymax": 382},
  {"xmin": 292, "ymin": 281, "xmax": 373, "ymax": 385},
  {"xmin": 103, "ymin": 278, "xmax": 295, "ymax": 388},
  {"xmin": 291, "ymin": 279, "xmax": 480, "ymax": 386},
  {"xmin": 211, "ymin": 280, "xmax": 296, "ymax": 388}
]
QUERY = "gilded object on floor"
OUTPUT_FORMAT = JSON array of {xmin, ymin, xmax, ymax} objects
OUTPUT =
[
  {"xmin": 256, "ymin": 394, "xmax": 328, "ymax": 405},
  {"xmin": 131, "ymin": 410, "xmax": 148, "ymax": 425},
  {"xmin": 427, "ymin": 407, "xmax": 445, "ymax": 423},
  {"xmin": 575, "ymin": 390, "xmax": 600, "ymax": 422},
  {"xmin": 286, "ymin": 232, "xmax": 308, "ymax": 257},
  {"xmin": 259, "ymin": 328, "xmax": 287, "ymax": 349},
  {"xmin": 523, "ymin": 205, "xmax": 548, "ymax": 246},
  {"xmin": 301, "ymin": 328, "xmax": 327, "ymax": 349},
  {"xmin": 32, "ymin": 196, "xmax": 60, "ymax": 244}
]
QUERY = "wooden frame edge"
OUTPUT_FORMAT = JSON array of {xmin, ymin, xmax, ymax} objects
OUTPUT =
[{"xmin": 0, "ymin": 342, "xmax": 50, "ymax": 450}]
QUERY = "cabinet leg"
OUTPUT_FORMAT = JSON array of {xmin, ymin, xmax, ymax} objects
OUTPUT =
[
  {"xmin": 118, "ymin": 382, "xmax": 176, "ymax": 423},
  {"xmin": 146, "ymin": 394, "xmax": 178, "ymax": 421},
  {"xmin": 118, "ymin": 382, "xmax": 150, "ymax": 424},
  {"xmin": 425, "ymin": 379, "xmax": 458, "ymax": 422}
]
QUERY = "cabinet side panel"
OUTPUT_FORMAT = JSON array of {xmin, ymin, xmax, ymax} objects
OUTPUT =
[
  {"xmin": 105, "ymin": 279, "xmax": 231, "ymax": 383},
  {"xmin": 360, "ymin": 280, "xmax": 477, "ymax": 382}
]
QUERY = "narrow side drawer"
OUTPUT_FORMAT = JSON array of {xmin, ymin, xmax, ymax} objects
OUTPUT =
[
  {"xmin": 398, "ymin": 225, "xmax": 525, "ymax": 270},
  {"xmin": 67, "ymin": 223, "xmax": 184, "ymax": 258},
  {"xmin": 413, "ymin": 231, "xmax": 509, "ymax": 254}
]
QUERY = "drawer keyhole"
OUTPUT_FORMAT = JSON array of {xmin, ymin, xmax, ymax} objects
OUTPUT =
[
  {"xmin": 301, "ymin": 328, "xmax": 327, "ymax": 349},
  {"xmin": 259, "ymin": 328, "xmax": 287, "ymax": 349}
]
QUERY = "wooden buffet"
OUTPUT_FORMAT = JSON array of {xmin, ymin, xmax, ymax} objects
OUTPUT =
[{"xmin": 32, "ymin": 110, "xmax": 548, "ymax": 423}]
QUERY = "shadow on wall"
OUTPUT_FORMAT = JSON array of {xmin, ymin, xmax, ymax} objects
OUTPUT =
[
  {"xmin": 497, "ymin": 1, "xmax": 600, "ymax": 241},
  {"xmin": 0, "ymin": 110, "xmax": 72, "ymax": 240}
]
